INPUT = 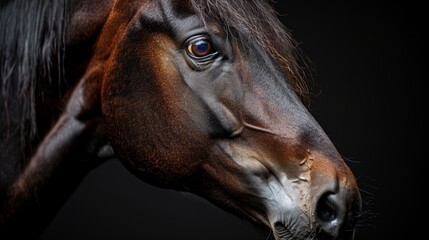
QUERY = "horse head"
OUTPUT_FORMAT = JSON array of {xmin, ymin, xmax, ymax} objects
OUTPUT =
[
  {"xmin": 0, "ymin": 0, "xmax": 361, "ymax": 239},
  {"xmin": 84, "ymin": 0, "xmax": 361, "ymax": 238}
]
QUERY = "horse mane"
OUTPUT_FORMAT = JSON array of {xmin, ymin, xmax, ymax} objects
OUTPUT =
[
  {"xmin": 190, "ymin": 0, "xmax": 312, "ymax": 102},
  {"xmin": 0, "ymin": 0, "xmax": 67, "ymax": 160}
]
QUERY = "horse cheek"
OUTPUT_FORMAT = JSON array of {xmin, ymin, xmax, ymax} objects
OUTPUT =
[{"xmin": 101, "ymin": 38, "xmax": 207, "ymax": 188}]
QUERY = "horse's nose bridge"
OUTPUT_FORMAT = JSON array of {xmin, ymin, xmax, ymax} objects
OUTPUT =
[{"xmin": 236, "ymin": 77, "xmax": 361, "ymax": 234}]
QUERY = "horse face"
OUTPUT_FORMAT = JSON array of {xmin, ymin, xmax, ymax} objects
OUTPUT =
[{"xmin": 101, "ymin": 1, "xmax": 361, "ymax": 239}]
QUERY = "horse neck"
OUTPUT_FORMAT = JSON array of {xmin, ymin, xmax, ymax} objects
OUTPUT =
[
  {"xmin": 0, "ymin": 19, "xmax": 94, "ymax": 206},
  {"xmin": 0, "ymin": 1, "xmax": 116, "ymax": 238}
]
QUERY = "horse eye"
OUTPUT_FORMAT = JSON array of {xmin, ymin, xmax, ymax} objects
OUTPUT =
[{"xmin": 186, "ymin": 36, "xmax": 216, "ymax": 59}]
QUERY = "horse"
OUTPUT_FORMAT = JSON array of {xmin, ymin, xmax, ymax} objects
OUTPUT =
[{"xmin": 0, "ymin": 0, "xmax": 362, "ymax": 239}]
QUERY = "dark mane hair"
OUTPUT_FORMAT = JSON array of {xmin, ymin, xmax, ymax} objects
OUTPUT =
[
  {"xmin": 190, "ymin": 0, "xmax": 311, "ymax": 101},
  {"xmin": 0, "ymin": 0, "xmax": 67, "ymax": 160}
]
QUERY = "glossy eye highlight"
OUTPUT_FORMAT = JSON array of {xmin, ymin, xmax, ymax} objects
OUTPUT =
[
  {"xmin": 186, "ymin": 35, "xmax": 217, "ymax": 59},
  {"xmin": 188, "ymin": 39, "xmax": 212, "ymax": 57},
  {"xmin": 184, "ymin": 34, "xmax": 220, "ymax": 70}
]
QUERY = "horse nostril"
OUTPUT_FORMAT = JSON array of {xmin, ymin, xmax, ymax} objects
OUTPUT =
[
  {"xmin": 317, "ymin": 193, "xmax": 338, "ymax": 222},
  {"xmin": 315, "ymin": 192, "xmax": 348, "ymax": 239}
]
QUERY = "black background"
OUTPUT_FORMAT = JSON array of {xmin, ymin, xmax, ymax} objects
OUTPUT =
[{"xmin": 42, "ymin": 1, "xmax": 425, "ymax": 239}]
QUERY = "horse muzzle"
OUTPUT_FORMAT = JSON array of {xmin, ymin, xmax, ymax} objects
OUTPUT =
[
  {"xmin": 267, "ymin": 171, "xmax": 362, "ymax": 240},
  {"xmin": 211, "ymin": 136, "xmax": 362, "ymax": 240},
  {"xmin": 261, "ymin": 154, "xmax": 361, "ymax": 240}
]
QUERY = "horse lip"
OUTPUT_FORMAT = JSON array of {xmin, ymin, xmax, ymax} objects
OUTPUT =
[
  {"xmin": 271, "ymin": 224, "xmax": 358, "ymax": 240},
  {"xmin": 272, "ymin": 221, "xmax": 296, "ymax": 240},
  {"xmin": 269, "ymin": 221, "xmax": 358, "ymax": 240},
  {"xmin": 270, "ymin": 220, "xmax": 314, "ymax": 240}
]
